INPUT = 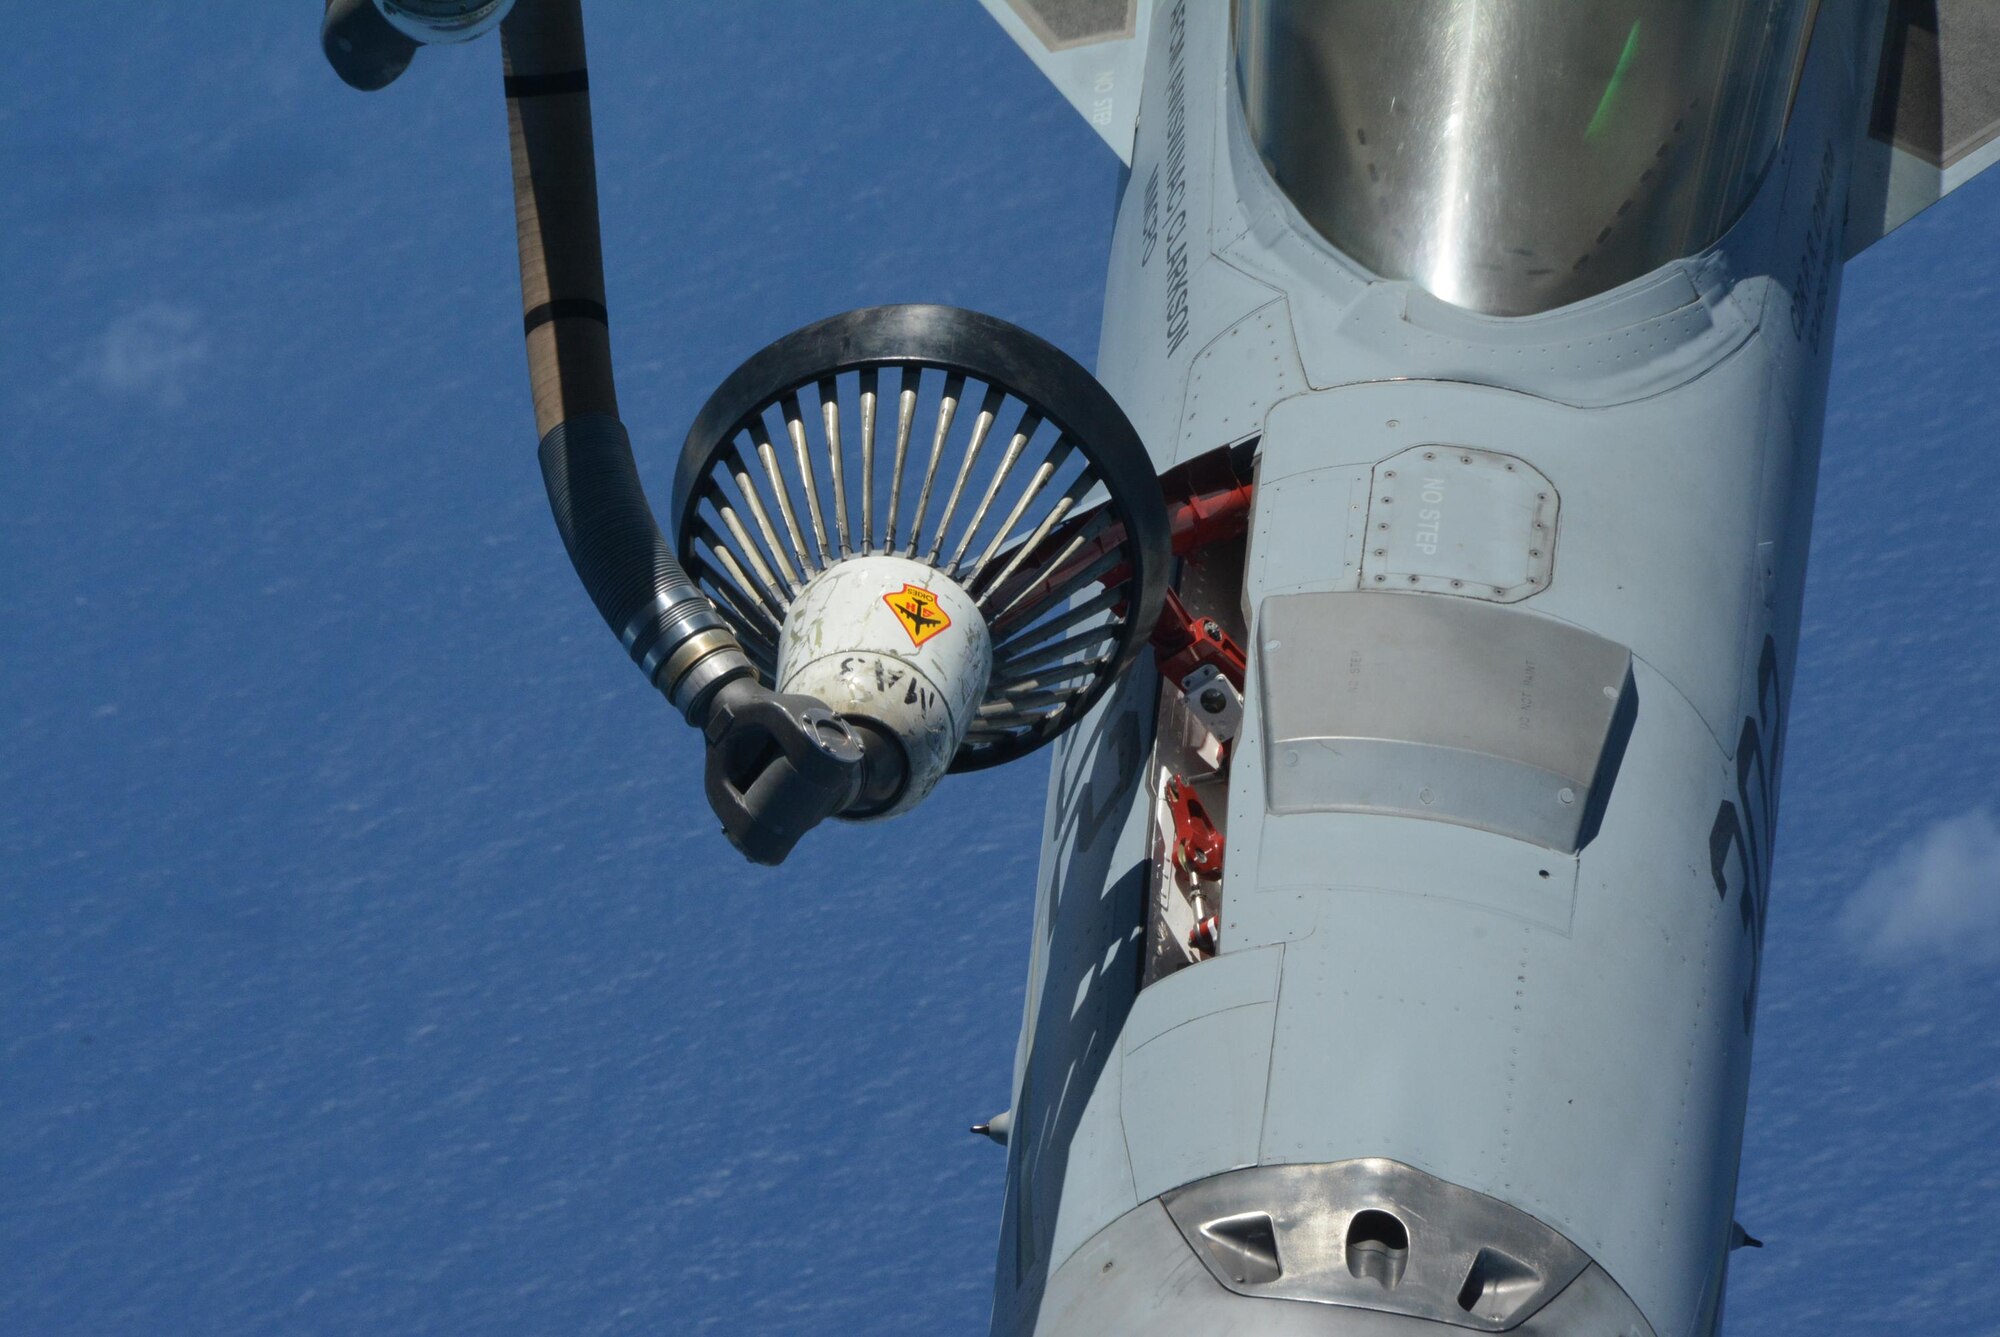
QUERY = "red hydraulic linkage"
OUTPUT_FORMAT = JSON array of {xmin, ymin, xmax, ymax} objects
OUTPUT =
[
  {"xmin": 987, "ymin": 440, "xmax": 1258, "ymax": 639},
  {"xmin": 1151, "ymin": 441, "xmax": 1255, "ymax": 690},
  {"xmin": 1164, "ymin": 774, "xmax": 1224, "ymax": 879},
  {"xmin": 1155, "ymin": 443, "xmax": 1256, "ymax": 965},
  {"xmin": 1160, "ymin": 441, "xmax": 1257, "ymax": 558},
  {"xmin": 1188, "ymin": 915, "xmax": 1220, "ymax": 956},
  {"xmin": 1154, "ymin": 588, "xmax": 1247, "ymax": 690}
]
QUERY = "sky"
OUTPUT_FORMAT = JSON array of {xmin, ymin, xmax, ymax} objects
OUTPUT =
[{"xmin": 2, "ymin": 4, "xmax": 1996, "ymax": 1334}]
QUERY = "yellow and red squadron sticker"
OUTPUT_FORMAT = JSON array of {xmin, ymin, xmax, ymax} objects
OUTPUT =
[{"xmin": 883, "ymin": 582, "xmax": 951, "ymax": 648}]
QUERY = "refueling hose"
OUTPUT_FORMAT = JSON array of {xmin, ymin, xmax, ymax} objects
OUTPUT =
[
  {"xmin": 324, "ymin": 0, "xmax": 875, "ymax": 862},
  {"xmin": 496, "ymin": 0, "xmax": 869, "ymax": 862},
  {"xmin": 503, "ymin": 0, "xmax": 887, "ymax": 863},
  {"xmin": 498, "ymin": 2, "xmax": 749, "ymax": 723}
]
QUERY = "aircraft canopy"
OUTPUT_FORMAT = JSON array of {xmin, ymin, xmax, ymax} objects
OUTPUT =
[{"xmin": 1235, "ymin": 0, "xmax": 1818, "ymax": 316}]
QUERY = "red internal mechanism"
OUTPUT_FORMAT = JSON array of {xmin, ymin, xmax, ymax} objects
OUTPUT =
[
  {"xmin": 1188, "ymin": 915, "xmax": 1220, "ymax": 956},
  {"xmin": 1160, "ymin": 443, "xmax": 1257, "ymax": 558},
  {"xmin": 1153, "ymin": 587, "xmax": 1247, "ymax": 691},
  {"xmin": 1151, "ymin": 444, "xmax": 1255, "ymax": 691},
  {"xmin": 996, "ymin": 440, "xmax": 1258, "ymax": 649},
  {"xmin": 1142, "ymin": 440, "xmax": 1256, "ymax": 986},
  {"xmin": 1165, "ymin": 773, "xmax": 1224, "ymax": 878}
]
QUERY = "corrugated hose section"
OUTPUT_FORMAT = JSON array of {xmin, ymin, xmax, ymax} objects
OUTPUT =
[{"xmin": 537, "ymin": 412, "xmax": 737, "ymax": 713}]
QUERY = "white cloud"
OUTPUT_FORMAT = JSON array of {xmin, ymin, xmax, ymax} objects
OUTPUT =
[
  {"xmin": 1840, "ymin": 809, "xmax": 2000, "ymax": 967},
  {"xmin": 92, "ymin": 303, "xmax": 210, "ymax": 408}
]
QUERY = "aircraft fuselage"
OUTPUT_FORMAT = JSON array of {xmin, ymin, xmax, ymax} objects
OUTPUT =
[{"xmin": 993, "ymin": 4, "xmax": 1880, "ymax": 1333}]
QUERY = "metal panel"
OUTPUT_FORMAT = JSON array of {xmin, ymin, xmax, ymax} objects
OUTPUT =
[
  {"xmin": 976, "ymin": 0, "xmax": 1152, "ymax": 162},
  {"xmin": 1122, "ymin": 1003, "xmax": 1276, "ymax": 1202},
  {"xmin": 1241, "ymin": 378, "xmax": 1765, "ymax": 757},
  {"xmin": 993, "ymin": 676, "xmax": 1158, "ymax": 1314},
  {"xmin": 1162, "ymin": 1160, "xmax": 1587, "ymax": 1327},
  {"xmin": 1848, "ymin": 0, "xmax": 2000, "ymax": 255},
  {"xmin": 1118, "ymin": 946, "xmax": 1282, "ymax": 1202},
  {"xmin": 1120, "ymin": 940, "xmax": 1283, "ymax": 1051},
  {"xmin": 1036, "ymin": 1199, "xmax": 1441, "ymax": 1333},
  {"xmin": 1240, "ymin": 663, "xmax": 1757, "ymax": 1337},
  {"xmin": 1258, "ymin": 592, "xmax": 1635, "ymax": 852},
  {"xmin": 1032, "ymin": 1186, "xmax": 1657, "ymax": 1336},
  {"xmin": 1250, "ymin": 466, "xmax": 1371, "ymax": 598},
  {"xmin": 1176, "ymin": 300, "xmax": 1308, "ymax": 460},
  {"xmin": 1361, "ymin": 448, "xmax": 1556, "ymax": 602},
  {"xmin": 1006, "ymin": 0, "xmax": 1136, "ymax": 50},
  {"xmin": 1043, "ymin": 1042, "xmax": 1138, "ymax": 1274},
  {"xmin": 1247, "ymin": 815, "xmax": 1578, "ymax": 938}
]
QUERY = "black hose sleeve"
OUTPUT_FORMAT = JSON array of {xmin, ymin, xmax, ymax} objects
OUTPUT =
[{"xmin": 537, "ymin": 413, "xmax": 748, "ymax": 719}]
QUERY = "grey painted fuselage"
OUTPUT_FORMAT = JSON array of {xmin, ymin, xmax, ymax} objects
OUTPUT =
[{"xmin": 991, "ymin": 3, "xmax": 1884, "ymax": 1333}]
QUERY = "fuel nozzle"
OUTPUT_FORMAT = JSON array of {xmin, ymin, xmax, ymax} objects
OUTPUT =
[{"xmin": 700, "ymin": 680, "xmax": 868, "ymax": 866}]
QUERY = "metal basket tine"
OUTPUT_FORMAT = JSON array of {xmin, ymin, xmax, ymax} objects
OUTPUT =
[
  {"xmin": 781, "ymin": 393, "xmax": 832, "ymax": 569},
  {"xmin": 727, "ymin": 438, "xmax": 803, "ymax": 594},
  {"xmin": 698, "ymin": 509, "xmax": 788, "ymax": 626},
  {"xmin": 975, "ymin": 463, "xmax": 1097, "ymax": 605},
  {"xmin": 927, "ymin": 382, "xmax": 1006, "ymax": 566},
  {"xmin": 992, "ymin": 582, "xmax": 1124, "ymax": 658},
  {"xmin": 751, "ymin": 413, "xmax": 817, "ymax": 579},
  {"xmin": 858, "ymin": 367, "xmax": 878, "ymax": 552},
  {"xmin": 906, "ymin": 371, "xmax": 964, "ymax": 557},
  {"xmin": 884, "ymin": 364, "xmax": 919, "ymax": 552},
  {"xmin": 995, "ymin": 622, "xmax": 1120, "ymax": 677},
  {"xmin": 959, "ymin": 418, "xmax": 1059, "ymax": 584},
  {"xmin": 700, "ymin": 512, "xmax": 784, "ymax": 628},
  {"xmin": 698, "ymin": 559, "xmax": 781, "ymax": 652},
  {"xmin": 818, "ymin": 376, "xmax": 851, "ymax": 559},
  {"xmin": 993, "ymin": 526, "xmax": 1121, "ymax": 626}
]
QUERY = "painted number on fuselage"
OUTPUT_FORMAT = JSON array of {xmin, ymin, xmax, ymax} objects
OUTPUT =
[
  {"xmin": 1790, "ymin": 143, "xmax": 1838, "ymax": 353},
  {"xmin": 1708, "ymin": 636, "xmax": 1784, "ymax": 1035}
]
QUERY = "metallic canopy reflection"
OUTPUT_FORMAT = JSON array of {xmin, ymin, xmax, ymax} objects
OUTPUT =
[{"xmin": 1235, "ymin": 0, "xmax": 1816, "ymax": 315}]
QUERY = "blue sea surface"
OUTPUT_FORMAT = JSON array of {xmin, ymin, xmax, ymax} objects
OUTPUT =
[{"xmin": 2, "ymin": 5, "xmax": 1995, "ymax": 1333}]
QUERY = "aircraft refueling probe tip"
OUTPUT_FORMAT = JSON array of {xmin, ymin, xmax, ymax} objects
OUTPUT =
[{"xmin": 973, "ymin": 1111, "xmax": 1012, "ymax": 1145}]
